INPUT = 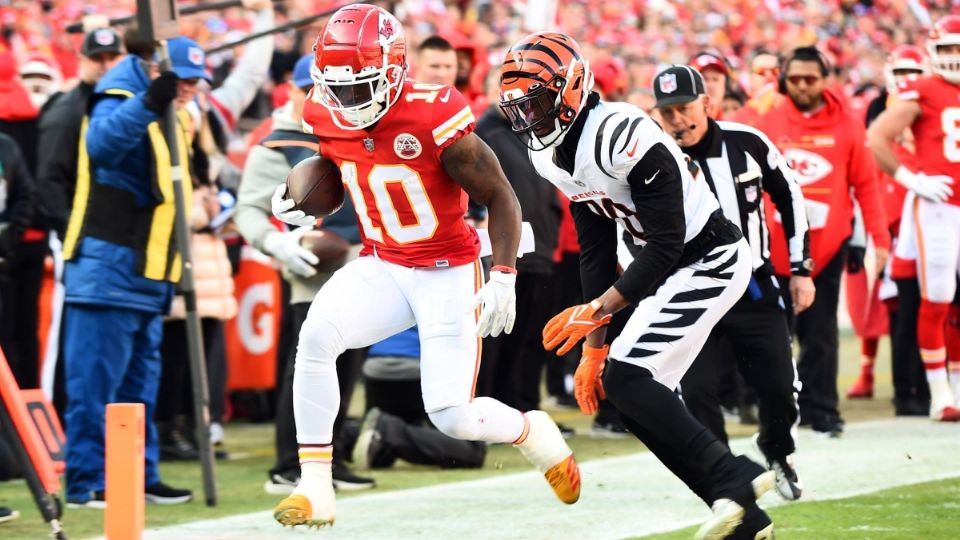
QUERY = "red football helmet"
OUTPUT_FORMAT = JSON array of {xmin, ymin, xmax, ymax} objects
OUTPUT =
[
  {"xmin": 311, "ymin": 4, "xmax": 407, "ymax": 129},
  {"xmin": 928, "ymin": 15, "xmax": 960, "ymax": 83},
  {"xmin": 499, "ymin": 32, "xmax": 593, "ymax": 150},
  {"xmin": 884, "ymin": 45, "xmax": 928, "ymax": 90}
]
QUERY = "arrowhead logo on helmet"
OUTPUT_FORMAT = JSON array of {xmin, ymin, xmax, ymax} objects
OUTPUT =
[{"xmin": 312, "ymin": 4, "xmax": 407, "ymax": 130}]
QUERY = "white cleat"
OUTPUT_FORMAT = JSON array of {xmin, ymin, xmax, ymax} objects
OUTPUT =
[
  {"xmin": 695, "ymin": 471, "xmax": 776, "ymax": 540},
  {"xmin": 273, "ymin": 474, "xmax": 336, "ymax": 528},
  {"xmin": 515, "ymin": 410, "xmax": 581, "ymax": 504}
]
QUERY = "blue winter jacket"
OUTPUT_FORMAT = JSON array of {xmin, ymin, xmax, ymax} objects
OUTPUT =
[{"xmin": 64, "ymin": 55, "xmax": 175, "ymax": 314}]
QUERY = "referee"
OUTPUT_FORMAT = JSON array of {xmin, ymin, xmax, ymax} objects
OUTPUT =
[{"xmin": 653, "ymin": 65, "xmax": 814, "ymax": 501}]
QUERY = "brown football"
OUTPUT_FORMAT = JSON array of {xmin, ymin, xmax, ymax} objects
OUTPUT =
[
  {"xmin": 300, "ymin": 229, "xmax": 350, "ymax": 272},
  {"xmin": 285, "ymin": 155, "xmax": 345, "ymax": 218}
]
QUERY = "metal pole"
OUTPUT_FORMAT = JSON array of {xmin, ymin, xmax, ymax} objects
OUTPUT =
[
  {"xmin": 155, "ymin": 40, "xmax": 218, "ymax": 507},
  {"xmin": 203, "ymin": 6, "xmax": 345, "ymax": 54}
]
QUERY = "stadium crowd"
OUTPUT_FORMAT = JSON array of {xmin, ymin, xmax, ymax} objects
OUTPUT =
[{"xmin": 0, "ymin": 0, "xmax": 958, "ymax": 531}]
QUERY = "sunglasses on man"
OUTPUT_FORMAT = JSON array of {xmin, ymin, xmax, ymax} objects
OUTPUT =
[{"xmin": 786, "ymin": 74, "xmax": 822, "ymax": 86}]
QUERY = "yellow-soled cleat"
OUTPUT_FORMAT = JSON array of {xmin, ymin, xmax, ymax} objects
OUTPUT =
[
  {"xmin": 516, "ymin": 410, "xmax": 581, "ymax": 504},
  {"xmin": 273, "ymin": 494, "xmax": 335, "ymax": 528},
  {"xmin": 543, "ymin": 453, "xmax": 581, "ymax": 504}
]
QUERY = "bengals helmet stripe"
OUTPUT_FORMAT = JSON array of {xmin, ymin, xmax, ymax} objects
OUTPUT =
[{"xmin": 499, "ymin": 32, "xmax": 593, "ymax": 151}]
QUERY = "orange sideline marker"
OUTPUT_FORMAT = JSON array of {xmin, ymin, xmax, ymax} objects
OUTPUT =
[{"xmin": 105, "ymin": 403, "xmax": 145, "ymax": 540}]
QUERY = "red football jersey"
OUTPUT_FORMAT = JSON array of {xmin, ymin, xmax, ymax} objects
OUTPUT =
[
  {"xmin": 896, "ymin": 75, "xmax": 960, "ymax": 207},
  {"xmin": 303, "ymin": 80, "xmax": 480, "ymax": 268}
]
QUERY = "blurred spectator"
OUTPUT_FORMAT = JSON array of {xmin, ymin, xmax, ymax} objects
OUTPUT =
[
  {"xmin": 235, "ymin": 54, "xmax": 373, "ymax": 494},
  {"xmin": 747, "ymin": 50, "xmax": 781, "ymax": 97},
  {"xmin": 689, "ymin": 51, "xmax": 731, "ymax": 119},
  {"xmin": 0, "ymin": 52, "xmax": 38, "ymax": 176},
  {"xmin": 734, "ymin": 50, "xmax": 784, "ymax": 126},
  {"xmin": 591, "ymin": 56, "xmax": 629, "ymax": 102},
  {"xmin": 722, "ymin": 87, "xmax": 746, "ymax": 116},
  {"xmin": 0, "ymin": 51, "xmax": 41, "ymax": 393},
  {"xmin": 754, "ymin": 46, "xmax": 891, "ymax": 438},
  {"xmin": 60, "ymin": 36, "xmax": 205, "ymax": 508},
  {"xmin": 0, "ymin": 130, "xmax": 37, "ymax": 389},
  {"xmin": 350, "ymin": 328, "xmax": 487, "ymax": 470},
  {"xmin": 415, "ymin": 35, "xmax": 457, "ymax": 85},
  {"xmin": 156, "ymin": 181, "xmax": 237, "ymax": 462},
  {"xmin": 35, "ymin": 27, "xmax": 123, "ymax": 237},
  {"xmin": 475, "ymin": 67, "xmax": 561, "ymax": 415},
  {"xmin": 19, "ymin": 56, "xmax": 62, "ymax": 110},
  {"xmin": 856, "ymin": 46, "xmax": 929, "ymax": 415}
]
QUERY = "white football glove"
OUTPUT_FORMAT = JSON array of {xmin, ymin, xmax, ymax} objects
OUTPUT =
[
  {"xmin": 472, "ymin": 268, "xmax": 517, "ymax": 338},
  {"xmin": 894, "ymin": 166, "xmax": 954, "ymax": 203},
  {"xmin": 263, "ymin": 226, "xmax": 319, "ymax": 278},
  {"xmin": 271, "ymin": 184, "xmax": 317, "ymax": 227}
]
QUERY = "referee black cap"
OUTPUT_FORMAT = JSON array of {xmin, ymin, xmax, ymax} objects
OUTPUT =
[{"xmin": 653, "ymin": 65, "xmax": 705, "ymax": 108}]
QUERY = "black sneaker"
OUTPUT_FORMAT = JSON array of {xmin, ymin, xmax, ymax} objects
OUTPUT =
[
  {"xmin": 590, "ymin": 419, "xmax": 630, "ymax": 439},
  {"xmin": 811, "ymin": 420, "xmax": 843, "ymax": 439},
  {"xmin": 332, "ymin": 461, "xmax": 375, "ymax": 491},
  {"xmin": 769, "ymin": 454, "xmax": 802, "ymax": 500},
  {"xmin": 66, "ymin": 490, "xmax": 106, "ymax": 509},
  {"xmin": 263, "ymin": 470, "xmax": 300, "ymax": 495},
  {"xmin": 727, "ymin": 503, "xmax": 774, "ymax": 540},
  {"xmin": 752, "ymin": 433, "xmax": 802, "ymax": 501},
  {"xmin": 557, "ymin": 422, "xmax": 576, "ymax": 439},
  {"xmin": 0, "ymin": 506, "xmax": 20, "ymax": 523},
  {"xmin": 894, "ymin": 399, "xmax": 930, "ymax": 417},
  {"xmin": 160, "ymin": 425, "xmax": 199, "ymax": 461},
  {"xmin": 145, "ymin": 482, "xmax": 193, "ymax": 505},
  {"xmin": 553, "ymin": 394, "xmax": 580, "ymax": 409}
]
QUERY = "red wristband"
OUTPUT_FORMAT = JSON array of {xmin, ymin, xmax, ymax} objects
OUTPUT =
[{"xmin": 491, "ymin": 265, "xmax": 517, "ymax": 274}]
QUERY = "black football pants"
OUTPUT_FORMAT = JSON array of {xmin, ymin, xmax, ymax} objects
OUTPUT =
[{"xmin": 778, "ymin": 247, "xmax": 846, "ymax": 427}]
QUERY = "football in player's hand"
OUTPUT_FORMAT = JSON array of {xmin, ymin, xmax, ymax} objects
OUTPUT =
[
  {"xmin": 300, "ymin": 229, "xmax": 350, "ymax": 272},
  {"xmin": 285, "ymin": 155, "xmax": 345, "ymax": 218}
]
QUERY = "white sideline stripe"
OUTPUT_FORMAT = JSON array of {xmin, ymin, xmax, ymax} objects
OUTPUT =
[{"xmin": 129, "ymin": 418, "xmax": 960, "ymax": 540}]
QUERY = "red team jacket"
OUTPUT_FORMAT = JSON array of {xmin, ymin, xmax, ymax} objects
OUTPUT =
[
  {"xmin": 754, "ymin": 89, "xmax": 891, "ymax": 278},
  {"xmin": 895, "ymin": 75, "xmax": 960, "ymax": 208},
  {"xmin": 302, "ymin": 80, "xmax": 480, "ymax": 268}
]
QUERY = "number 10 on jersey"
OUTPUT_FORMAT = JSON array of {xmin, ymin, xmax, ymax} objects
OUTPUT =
[{"xmin": 340, "ymin": 161, "xmax": 440, "ymax": 244}]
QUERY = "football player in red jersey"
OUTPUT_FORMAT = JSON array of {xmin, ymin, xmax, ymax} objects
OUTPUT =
[
  {"xmin": 849, "ymin": 45, "xmax": 928, "ymax": 404},
  {"xmin": 268, "ymin": 4, "xmax": 581, "ymax": 528},
  {"xmin": 868, "ymin": 16, "xmax": 960, "ymax": 422}
]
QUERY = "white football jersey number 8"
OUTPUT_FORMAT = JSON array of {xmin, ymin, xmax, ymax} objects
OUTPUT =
[
  {"xmin": 942, "ymin": 108, "xmax": 960, "ymax": 163},
  {"xmin": 341, "ymin": 161, "xmax": 440, "ymax": 244}
]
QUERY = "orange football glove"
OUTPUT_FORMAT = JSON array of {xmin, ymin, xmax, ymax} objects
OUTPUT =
[
  {"xmin": 543, "ymin": 299, "xmax": 613, "ymax": 356},
  {"xmin": 574, "ymin": 344, "xmax": 609, "ymax": 415}
]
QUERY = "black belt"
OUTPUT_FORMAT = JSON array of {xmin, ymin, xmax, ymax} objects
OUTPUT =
[{"xmin": 676, "ymin": 209, "xmax": 742, "ymax": 268}]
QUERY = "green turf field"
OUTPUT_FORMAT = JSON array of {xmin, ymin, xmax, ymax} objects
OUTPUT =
[
  {"xmin": 0, "ymin": 331, "xmax": 955, "ymax": 540},
  {"xmin": 641, "ymin": 476, "xmax": 960, "ymax": 540}
]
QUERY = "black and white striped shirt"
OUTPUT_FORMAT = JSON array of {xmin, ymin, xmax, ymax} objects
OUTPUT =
[{"xmin": 682, "ymin": 119, "xmax": 811, "ymax": 275}]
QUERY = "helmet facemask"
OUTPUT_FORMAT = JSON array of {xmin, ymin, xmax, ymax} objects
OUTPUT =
[
  {"xmin": 500, "ymin": 61, "xmax": 591, "ymax": 151},
  {"xmin": 930, "ymin": 43, "xmax": 960, "ymax": 84},
  {"xmin": 312, "ymin": 61, "xmax": 405, "ymax": 130}
]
